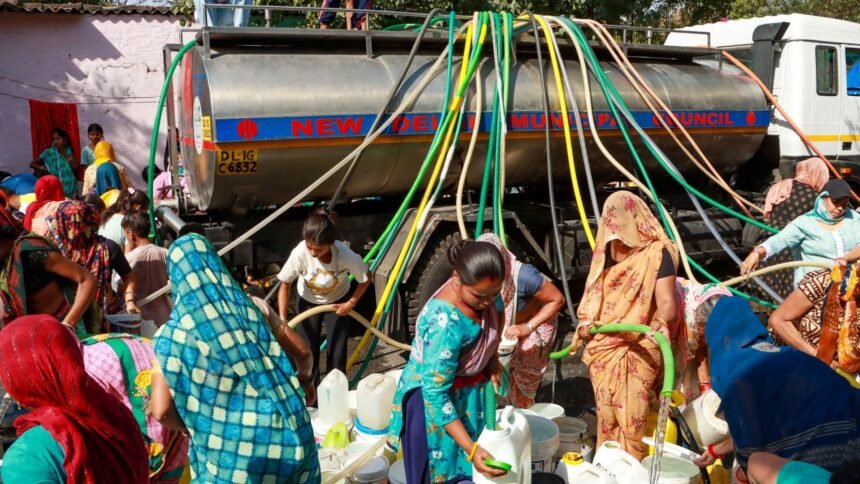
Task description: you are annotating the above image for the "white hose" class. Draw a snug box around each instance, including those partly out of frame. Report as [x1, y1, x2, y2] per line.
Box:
[455, 59, 485, 239]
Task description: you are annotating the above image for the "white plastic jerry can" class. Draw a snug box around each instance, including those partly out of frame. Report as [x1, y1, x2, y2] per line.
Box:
[555, 452, 611, 484]
[592, 441, 648, 484]
[471, 406, 532, 484]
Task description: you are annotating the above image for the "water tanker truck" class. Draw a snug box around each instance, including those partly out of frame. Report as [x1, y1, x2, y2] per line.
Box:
[158, 11, 860, 335]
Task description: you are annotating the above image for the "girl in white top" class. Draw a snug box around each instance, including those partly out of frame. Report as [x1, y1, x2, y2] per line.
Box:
[277, 212, 370, 384]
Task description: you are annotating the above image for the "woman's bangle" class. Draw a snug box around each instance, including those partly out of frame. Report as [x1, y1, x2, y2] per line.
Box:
[651, 317, 669, 328]
[466, 442, 479, 462]
[707, 444, 722, 460]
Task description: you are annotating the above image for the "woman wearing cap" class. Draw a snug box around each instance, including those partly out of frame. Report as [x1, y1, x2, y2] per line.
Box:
[741, 179, 860, 287]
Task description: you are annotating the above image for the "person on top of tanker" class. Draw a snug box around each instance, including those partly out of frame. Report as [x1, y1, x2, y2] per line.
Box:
[277, 210, 371, 386]
[741, 179, 860, 288]
[320, 0, 372, 30]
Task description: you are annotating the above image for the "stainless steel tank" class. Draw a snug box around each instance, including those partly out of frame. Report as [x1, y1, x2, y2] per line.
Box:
[179, 30, 768, 210]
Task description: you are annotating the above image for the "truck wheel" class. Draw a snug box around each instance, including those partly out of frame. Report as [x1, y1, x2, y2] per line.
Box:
[404, 231, 461, 336]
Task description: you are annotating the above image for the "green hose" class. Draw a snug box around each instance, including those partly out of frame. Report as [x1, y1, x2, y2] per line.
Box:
[589, 324, 675, 396]
[146, 39, 197, 240]
[485, 380, 496, 431]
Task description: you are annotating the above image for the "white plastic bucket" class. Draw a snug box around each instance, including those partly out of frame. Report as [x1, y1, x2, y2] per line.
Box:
[498, 336, 518, 366]
[345, 441, 385, 458]
[642, 455, 702, 484]
[553, 417, 592, 462]
[388, 460, 407, 484]
[312, 416, 354, 446]
[525, 414, 560, 473]
[342, 455, 390, 484]
[528, 403, 566, 421]
[353, 418, 389, 443]
[681, 390, 729, 447]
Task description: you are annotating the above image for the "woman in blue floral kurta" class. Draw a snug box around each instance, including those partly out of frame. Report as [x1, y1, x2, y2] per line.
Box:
[387, 240, 508, 483]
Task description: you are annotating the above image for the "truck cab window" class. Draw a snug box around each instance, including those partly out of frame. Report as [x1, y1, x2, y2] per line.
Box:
[816, 45, 838, 96]
[725, 47, 753, 69]
[847, 48, 860, 96]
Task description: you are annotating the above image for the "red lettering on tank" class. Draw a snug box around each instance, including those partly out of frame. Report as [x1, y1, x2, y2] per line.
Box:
[658, 113, 676, 128]
[292, 119, 313, 137]
[694, 113, 707, 126]
[579, 112, 590, 129]
[432, 114, 440, 131]
[391, 116, 409, 133]
[531, 114, 547, 129]
[596, 113, 611, 128]
[551, 113, 565, 129]
[317, 118, 335, 136]
[745, 111, 756, 126]
[509, 114, 529, 130]
[412, 115, 429, 133]
[724, 113, 735, 126]
[336, 117, 363, 135]
[707, 113, 718, 125]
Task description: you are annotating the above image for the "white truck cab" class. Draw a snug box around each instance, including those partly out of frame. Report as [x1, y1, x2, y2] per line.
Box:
[667, 14, 860, 185]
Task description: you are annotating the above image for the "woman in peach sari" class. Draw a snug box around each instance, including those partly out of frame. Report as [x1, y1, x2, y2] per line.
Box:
[576, 191, 679, 459]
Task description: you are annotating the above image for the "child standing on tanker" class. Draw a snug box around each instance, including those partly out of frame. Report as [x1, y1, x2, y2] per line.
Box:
[277, 212, 371, 385]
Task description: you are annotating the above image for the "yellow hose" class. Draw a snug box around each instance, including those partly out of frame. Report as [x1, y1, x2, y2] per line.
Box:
[287, 305, 412, 352]
[346, 20, 488, 370]
[529, 14, 596, 249]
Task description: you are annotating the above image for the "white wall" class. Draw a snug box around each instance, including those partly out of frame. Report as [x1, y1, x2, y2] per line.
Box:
[0, 12, 184, 185]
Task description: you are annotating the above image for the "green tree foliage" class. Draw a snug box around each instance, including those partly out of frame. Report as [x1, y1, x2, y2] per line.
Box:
[729, 0, 860, 23]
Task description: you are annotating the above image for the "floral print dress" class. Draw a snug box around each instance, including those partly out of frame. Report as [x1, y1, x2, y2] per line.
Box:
[387, 298, 491, 482]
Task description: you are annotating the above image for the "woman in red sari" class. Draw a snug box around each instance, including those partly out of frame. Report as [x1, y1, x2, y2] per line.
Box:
[0, 315, 149, 483]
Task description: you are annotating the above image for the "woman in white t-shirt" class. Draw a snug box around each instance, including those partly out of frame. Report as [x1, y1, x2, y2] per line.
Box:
[277, 212, 371, 384]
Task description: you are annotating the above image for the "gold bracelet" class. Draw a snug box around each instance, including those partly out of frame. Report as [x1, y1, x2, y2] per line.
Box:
[466, 442, 479, 462]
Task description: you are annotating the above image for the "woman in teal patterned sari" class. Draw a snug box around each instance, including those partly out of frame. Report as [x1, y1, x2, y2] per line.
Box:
[387, 240, 508, 483]
[30, 128, 80, 198]
[150, 233, 319, 483]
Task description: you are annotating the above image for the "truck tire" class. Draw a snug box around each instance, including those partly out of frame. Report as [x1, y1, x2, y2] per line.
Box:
[404, 231, 462, 336]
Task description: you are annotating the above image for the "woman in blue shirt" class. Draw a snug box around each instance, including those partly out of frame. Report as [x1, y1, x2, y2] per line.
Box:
[741, 179, 860, 287]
